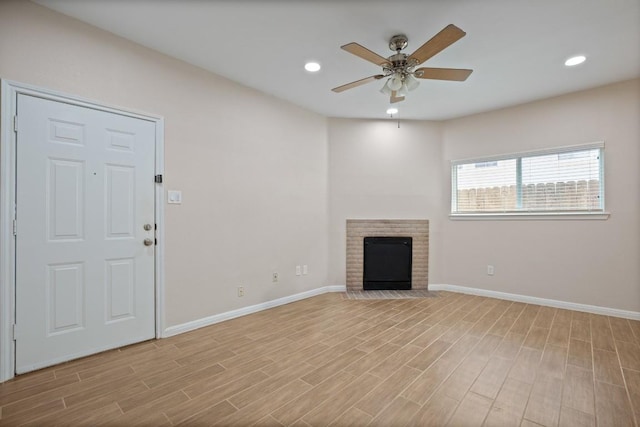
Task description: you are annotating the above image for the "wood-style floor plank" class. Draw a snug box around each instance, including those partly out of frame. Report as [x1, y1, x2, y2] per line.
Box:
[0, 291, 638, 427]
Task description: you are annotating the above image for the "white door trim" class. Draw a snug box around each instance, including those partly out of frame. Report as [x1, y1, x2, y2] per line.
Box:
[0, 79, 165, 382]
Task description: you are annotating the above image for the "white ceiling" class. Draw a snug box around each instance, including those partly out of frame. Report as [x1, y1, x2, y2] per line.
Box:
[35, 0, 640, 120]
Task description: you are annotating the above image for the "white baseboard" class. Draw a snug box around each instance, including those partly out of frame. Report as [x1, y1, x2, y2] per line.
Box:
[163, 283, 638, 339]
[429, 284, 640, 321]
[162, 285, 346, 338]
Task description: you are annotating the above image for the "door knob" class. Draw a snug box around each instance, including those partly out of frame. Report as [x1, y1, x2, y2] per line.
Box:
[143, 224, 153, 231]
[143, 238, 154, 246]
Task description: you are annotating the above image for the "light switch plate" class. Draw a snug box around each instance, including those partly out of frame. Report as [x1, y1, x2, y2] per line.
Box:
[167, 190, 182, 204]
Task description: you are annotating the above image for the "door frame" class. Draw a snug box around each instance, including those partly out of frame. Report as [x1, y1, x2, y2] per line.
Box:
[0, 80, 165, 382]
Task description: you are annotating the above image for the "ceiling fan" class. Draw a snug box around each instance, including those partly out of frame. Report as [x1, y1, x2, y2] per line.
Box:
[332, 24, 473, 104]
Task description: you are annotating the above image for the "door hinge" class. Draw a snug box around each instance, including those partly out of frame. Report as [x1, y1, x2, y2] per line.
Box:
[12, 219, 17, 236]
[12, 324, 17, 341]
[154, 174, 163, 183]
[13, 115, 18, 133]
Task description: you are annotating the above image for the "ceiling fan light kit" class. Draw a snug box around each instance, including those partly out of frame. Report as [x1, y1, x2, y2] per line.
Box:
[332, 24, 473, 104]
[387, 73, 404, 91]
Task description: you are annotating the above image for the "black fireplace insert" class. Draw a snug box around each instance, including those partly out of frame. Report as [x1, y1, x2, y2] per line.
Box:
[363, 236, 412, 290]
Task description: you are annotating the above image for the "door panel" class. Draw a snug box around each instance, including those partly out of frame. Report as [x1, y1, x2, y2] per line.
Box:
[48, 159, 85, 240]
[15, 94, 156, 374]
[106, 165, 135, 238]
[105, 258, 135, 322]
[47, 262, 84, 334]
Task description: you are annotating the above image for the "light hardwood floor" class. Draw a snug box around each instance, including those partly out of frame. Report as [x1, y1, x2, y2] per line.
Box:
[1, 291, 639, 426]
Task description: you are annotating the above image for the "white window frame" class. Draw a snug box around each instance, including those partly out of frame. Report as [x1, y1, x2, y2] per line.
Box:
[450, 142, 609, 220]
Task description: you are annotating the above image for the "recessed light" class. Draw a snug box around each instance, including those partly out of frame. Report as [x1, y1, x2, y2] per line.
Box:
[386, 108, 398, 115]
[304, 62, 321, 72]
[565, 55, 586, 66]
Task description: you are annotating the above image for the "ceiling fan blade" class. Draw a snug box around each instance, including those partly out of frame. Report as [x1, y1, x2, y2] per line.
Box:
[415, 67, 473, 81]
[332, 75, 384, 93]
[341, 43, 391, 67]
[408, 24, 466, 65]
[390, 91, 405, 103]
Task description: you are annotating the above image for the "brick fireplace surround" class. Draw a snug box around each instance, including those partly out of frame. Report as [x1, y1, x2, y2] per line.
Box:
[346, 219, 429, 291]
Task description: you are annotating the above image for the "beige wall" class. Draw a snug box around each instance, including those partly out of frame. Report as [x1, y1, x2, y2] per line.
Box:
[0, 1, 330, 328]
[327, 119, 445, 286]
[326, 81, 639, 313]
[441, 79, 640, 312]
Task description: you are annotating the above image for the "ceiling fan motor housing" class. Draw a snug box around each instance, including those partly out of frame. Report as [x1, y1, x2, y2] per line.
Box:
[385, 35, 419, 77]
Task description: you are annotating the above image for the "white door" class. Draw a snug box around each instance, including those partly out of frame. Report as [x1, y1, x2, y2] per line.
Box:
[15, 94, 156, 374]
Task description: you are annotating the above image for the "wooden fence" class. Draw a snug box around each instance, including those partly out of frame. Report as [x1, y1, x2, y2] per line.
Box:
[456, 179, 601, 212]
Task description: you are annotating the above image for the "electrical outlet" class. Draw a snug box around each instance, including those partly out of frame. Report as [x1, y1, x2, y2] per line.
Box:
[272, 272, 279, 282]
[295, 266, 301, 276]
[302, 265, 308, 275]
[487, 265, 495, 276]
[237, 286, 244, 297]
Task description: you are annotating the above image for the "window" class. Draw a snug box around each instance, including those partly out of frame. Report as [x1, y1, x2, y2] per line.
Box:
[451, 143, 605, 216]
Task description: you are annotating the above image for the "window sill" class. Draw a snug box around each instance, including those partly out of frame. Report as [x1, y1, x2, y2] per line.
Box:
[449, 212, 610, 221]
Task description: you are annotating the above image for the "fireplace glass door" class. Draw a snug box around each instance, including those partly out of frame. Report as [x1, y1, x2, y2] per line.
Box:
[363, 237, 412, 290]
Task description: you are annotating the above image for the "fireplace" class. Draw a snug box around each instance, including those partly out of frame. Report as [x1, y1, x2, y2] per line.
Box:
[346, 219, 428, 291]
[363, 237, 412, 290]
